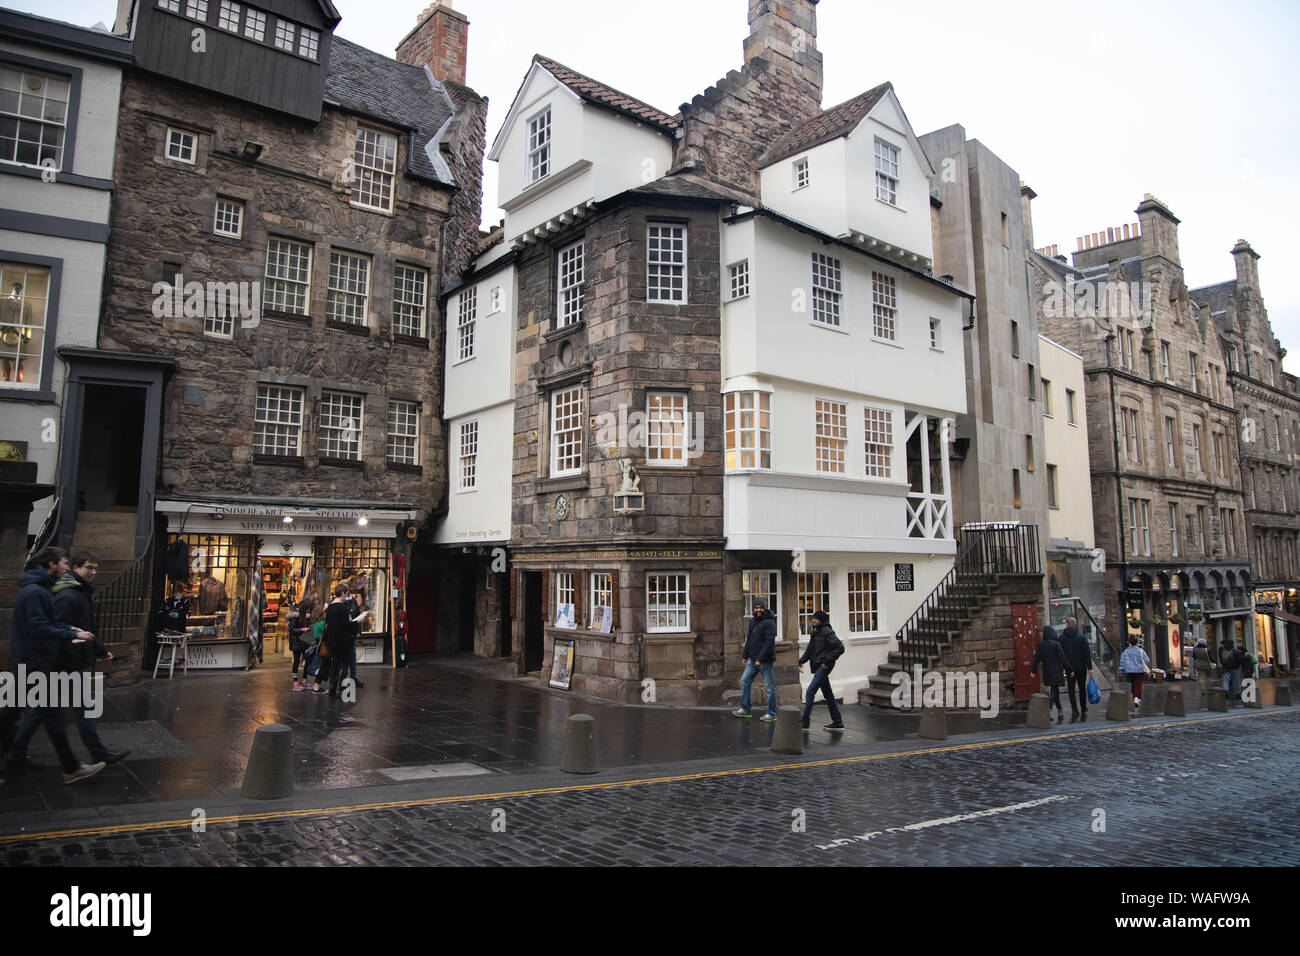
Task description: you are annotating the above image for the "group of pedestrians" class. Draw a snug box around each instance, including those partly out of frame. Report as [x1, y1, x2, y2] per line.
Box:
[2, 547, 128, 786]
[289, 584, 370, 697]
[733, 601, 846, 730]
[1031, 618, 1095, 722]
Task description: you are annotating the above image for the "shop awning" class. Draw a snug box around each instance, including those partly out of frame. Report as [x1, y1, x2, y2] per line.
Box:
[1204, 607, 1253, 619]
[1272, 609, 1300, 626]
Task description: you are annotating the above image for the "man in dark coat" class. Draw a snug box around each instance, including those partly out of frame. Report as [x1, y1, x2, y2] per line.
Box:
[1058, 616, 1093, 722]
[1032, 625, 1070, 723]
[5, 547, 105, 784]
[799, 610, 845, 730]
[734, 600, 778, 720]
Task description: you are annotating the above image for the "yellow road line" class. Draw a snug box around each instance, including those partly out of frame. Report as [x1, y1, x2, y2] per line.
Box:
[2, 709, 1289, 846]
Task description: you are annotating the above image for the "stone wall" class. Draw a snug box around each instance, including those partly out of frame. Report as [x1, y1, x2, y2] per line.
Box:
[932, 572, 1043, 712]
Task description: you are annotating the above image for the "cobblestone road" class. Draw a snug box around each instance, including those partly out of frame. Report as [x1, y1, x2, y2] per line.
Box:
[7, 711, 1298, 866]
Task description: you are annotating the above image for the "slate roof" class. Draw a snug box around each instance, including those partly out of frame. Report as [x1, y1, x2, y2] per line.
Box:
[1030, 249, 1086, 282]
[533, 55, 679, 135]
[628, 173, 754, 205]
[324, 36, 456, 186]
[1190, 279, 1237, 314]
[758, 82, 892, 167]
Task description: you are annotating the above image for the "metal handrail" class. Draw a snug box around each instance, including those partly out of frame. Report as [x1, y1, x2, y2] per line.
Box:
[894, 524, 1041, 669]
[94, 518, 156, 649]
[1075, 601, 1120, 676]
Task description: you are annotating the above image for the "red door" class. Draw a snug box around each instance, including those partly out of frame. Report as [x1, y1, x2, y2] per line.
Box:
[1013, 603, 1040, 703]
[405, 573, 437, 654]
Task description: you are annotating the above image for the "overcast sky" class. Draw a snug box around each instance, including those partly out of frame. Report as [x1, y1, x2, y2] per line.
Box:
[19, 0, 1300, 370]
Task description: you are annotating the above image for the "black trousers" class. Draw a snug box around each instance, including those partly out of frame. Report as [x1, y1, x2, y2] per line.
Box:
[1046, 684, 1063, 713]
[1066, 670, 1089, 714]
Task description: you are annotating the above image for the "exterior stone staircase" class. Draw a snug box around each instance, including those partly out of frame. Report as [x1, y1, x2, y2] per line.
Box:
[69, 509, 152, 685]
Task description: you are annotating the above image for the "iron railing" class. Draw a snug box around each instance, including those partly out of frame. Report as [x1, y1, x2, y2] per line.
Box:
[1075, 600, 1120, 676]
[94, 528, 156, 649]
[894, 523, 1041, 669]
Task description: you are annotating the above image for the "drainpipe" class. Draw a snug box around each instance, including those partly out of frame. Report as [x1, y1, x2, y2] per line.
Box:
[1106, 334, 1128, 645]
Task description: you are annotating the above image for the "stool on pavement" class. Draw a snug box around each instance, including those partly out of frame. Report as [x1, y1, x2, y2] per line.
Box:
[1026, 693, 1053, 729]
[153, 631, 189, 679]
[1207, 688, 1228, 712]
[1105, 689, 1131, 721]
[1164, 688, 1185, 717]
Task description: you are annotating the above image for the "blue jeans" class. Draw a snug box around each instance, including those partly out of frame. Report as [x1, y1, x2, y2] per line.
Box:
[802, 665, 842, 725]
[739, 661, 777, 716]
[1223, 668, 1241, 700]
[11, 677, 109, 762]
[9, 707, 79, 773]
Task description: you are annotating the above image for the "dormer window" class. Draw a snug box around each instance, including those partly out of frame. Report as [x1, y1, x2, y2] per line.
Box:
[793, 157, 810, 190]
[352, 128, 396, 213]
[874, 139, 900, 206]
[527, 108, 551, 184]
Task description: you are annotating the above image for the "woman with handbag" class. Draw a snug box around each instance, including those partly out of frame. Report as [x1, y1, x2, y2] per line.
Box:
[1119, 634, 1152, 715]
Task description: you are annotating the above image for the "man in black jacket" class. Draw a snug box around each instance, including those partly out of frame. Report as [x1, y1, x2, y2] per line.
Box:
[734, 600, 778, 720]
[1058, 617, 1093, 722]
[5, 547, 105, 784]
[799, 610, 845, 730]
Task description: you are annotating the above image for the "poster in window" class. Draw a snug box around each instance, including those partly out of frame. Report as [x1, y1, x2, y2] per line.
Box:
[595, 605, 613, 634]
[555, 603, 576, 630]
[550, 639, 575, 690]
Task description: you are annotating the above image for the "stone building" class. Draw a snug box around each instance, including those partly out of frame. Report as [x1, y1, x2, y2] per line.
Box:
[1191, 241, 1299, 673]
[443, 0, 974, 705]
[1032, 195, 1252, 674]
[83, 0, 484, 672]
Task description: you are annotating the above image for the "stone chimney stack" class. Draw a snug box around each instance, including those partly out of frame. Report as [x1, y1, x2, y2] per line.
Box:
[1020, 182, 1037, 251]
[1231, 239, 1260, 295]
[397, 0, 469, 86]
[1136, 193, 1181, 267]
[743, 0, 822, 111]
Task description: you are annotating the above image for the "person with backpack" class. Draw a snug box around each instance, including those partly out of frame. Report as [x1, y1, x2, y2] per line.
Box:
[1219, 640, 1242, 706]
[799, 610, 845, 730]
[733, 599, 778, 721]
[1032, 625, 1071, 723]
[1058, 617, 1093, 722]
[1238, 640, 1256, 684]
[1193, 639, 1214, 697]
[1119, 634, 1152, 715]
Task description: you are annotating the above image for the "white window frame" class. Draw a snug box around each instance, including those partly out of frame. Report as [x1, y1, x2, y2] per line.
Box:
[646, 572, 690, 633]
[352, 127, 397, 214]
[863, 405, 893, 479]
[0, 262, 50, 390]
[318, 391, 363, 461]
[814, 398, 848, 474]
[243, 7, 265, 40]
[262, 237, 312, 316]
[646, 223, 687, 303]
[929, 317, 942, 351]
[166, 128, 196, 164]
[741, 570, 781, 630]
[213, 197, 243, 239]
[1191, 422, 1203, 471]
[728, 260, 750, 301]
[557, 240, 585, 328]
[1042, 378, 1052, 416]
[589, 572, 613, 630]
[253, 384, 304, 457]
[646, 392, 688, 466]
[550, 386, 583, 477]
[874, 138, 900, 205]
[489, 285, 503, 315]
[797, 571, 831, 637]
[459, 419, 479, 491]
[456, 286, 477, 362]
[871, 271, 897, 342]
[847, 570, 880, 635]
[527, 107, 551, 185]
[325, 250, 371, 326]
[1047, 464, 1058, 509]
[1066, 389, 1077, 425]
[793, 156, 810, 190]
[811, 252, 842, 328]
[1170, 503, 1179, 557]
[724, 391, 771, 471]
[1160, 341, 1171, 381]
[204, 291, 234, 339]
[555, 572, 576, 628]
[386, 400, 419, 467]
[0, 68, 72, 171]
[391, 264, 427, 339]
[1164, 416, 1177, 468]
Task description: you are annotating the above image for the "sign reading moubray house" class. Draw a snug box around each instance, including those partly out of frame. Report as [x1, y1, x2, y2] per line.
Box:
[155, 500, 415, 537]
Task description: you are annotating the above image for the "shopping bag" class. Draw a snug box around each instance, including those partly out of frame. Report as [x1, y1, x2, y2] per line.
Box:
[1086, 674, 1101, 705]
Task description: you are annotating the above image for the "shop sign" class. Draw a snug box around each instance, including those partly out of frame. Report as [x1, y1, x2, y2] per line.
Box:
[1125, 581, 1145, 610]
[1255, 602, 1278, 614]
[895, 564, 915, 592]
[1187, 602, 1203, 623]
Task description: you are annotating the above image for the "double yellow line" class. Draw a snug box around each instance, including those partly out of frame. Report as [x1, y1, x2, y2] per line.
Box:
[1, 709, 1286, 846]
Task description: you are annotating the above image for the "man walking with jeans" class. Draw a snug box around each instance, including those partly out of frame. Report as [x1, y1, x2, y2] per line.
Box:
[1219, 640, 1242, 706]
[734, 600, 778, 721]
[800, 610, 845, 730]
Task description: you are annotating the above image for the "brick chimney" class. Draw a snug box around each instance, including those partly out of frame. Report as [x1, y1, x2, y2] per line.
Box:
[397, 0, 469, 86]
[743, 0, 822, 111]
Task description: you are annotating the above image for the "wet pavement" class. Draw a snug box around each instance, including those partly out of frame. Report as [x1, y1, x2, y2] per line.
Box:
[0, 655, 1287, 827]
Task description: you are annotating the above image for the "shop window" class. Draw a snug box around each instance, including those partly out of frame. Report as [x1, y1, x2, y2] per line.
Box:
[646, 572, 690, 633]
[166, 533, 256, 640]
[0, 261, 49, 390]
[316, 537, 390, 634]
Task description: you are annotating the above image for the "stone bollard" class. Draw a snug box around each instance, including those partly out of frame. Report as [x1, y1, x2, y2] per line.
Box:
[240, 724, 293, 800]
[1164, 688, 1185, 717]
[770, 707, 803, 755]
[1105, 689, 1131, 722]
[1026, 693, 1052, 729]
[1244, 682, 1263, 709]
[1207, 688, 1228, 712]
[1275, 684, 1293, 707]
[918, 706, 948, 741]
[560, 714, 599, 774]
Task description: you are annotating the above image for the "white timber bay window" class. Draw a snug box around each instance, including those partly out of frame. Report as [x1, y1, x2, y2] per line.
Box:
[352, 128, 397, 213]
[797, 571, 830, 637]
[647, 224, 686, 303]
[646, 392, 687, 466]
[728, 260, 750, 300]
[254, 385, 303, 457]
[793, 156, 809, 190]
[847, 571, 879, 634]
[863, 406, 893, 478]
[527, 107, 550, 184]
[456, 287, 476, 362]
[326, 251, 370, 325]
[557, 240, 584, 327]
[724, 391, 771, 470]
[872, 272, 897, 342]
[646, 573, 690, 633]
[263, 238, 311, 316]
[459, 420, 478, 490]
[810, 252, 842, 328]
[391, 264, 427, 338]
[386, 401, 419, 466]
[814, 399, 848, 474]
[551, 386, 583, 476]
[319, 391, 363, 461]
[874, 138, 899, 205]
[1, 68, 70, 170]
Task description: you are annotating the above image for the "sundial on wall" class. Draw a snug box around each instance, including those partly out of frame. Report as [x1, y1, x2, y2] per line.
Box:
[553, 493, 572, 521]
